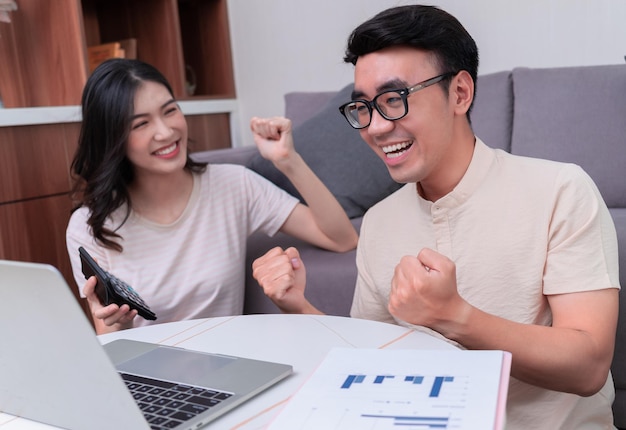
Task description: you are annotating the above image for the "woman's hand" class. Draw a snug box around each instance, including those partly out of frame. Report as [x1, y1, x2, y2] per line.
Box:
[250, 116, 297, 167]
[83, 276, 137, 334]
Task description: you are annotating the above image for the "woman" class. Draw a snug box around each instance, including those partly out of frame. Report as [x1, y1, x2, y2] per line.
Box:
[66, 59, 357, 334]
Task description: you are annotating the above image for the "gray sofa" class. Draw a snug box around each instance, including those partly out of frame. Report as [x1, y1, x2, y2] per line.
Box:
[192, 63, 626, 427]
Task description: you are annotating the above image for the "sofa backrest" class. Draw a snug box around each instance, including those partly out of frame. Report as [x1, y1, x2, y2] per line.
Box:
[472, 70, 514, 152]
[285, 90, 338, 129]
[509, 65, 626, 208]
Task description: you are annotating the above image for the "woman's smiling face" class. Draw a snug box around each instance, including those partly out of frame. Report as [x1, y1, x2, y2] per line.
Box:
[126, 80, 188, 178]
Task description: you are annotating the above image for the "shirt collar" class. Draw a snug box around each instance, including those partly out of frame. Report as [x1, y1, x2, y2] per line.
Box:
[416, 137, 495, 210]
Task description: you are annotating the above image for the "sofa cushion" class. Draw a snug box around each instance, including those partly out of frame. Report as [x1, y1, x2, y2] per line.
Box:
[472, 71, 514, 152]
[509, 64, 626, 208]
[248, 83, 402, 218]
[284, 90, 338, 129]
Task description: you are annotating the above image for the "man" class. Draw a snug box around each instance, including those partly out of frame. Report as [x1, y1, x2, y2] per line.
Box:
[252, 5, 620, 429]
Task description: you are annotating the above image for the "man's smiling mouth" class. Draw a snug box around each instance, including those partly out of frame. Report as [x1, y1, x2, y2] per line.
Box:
[382, 141, 412, 159]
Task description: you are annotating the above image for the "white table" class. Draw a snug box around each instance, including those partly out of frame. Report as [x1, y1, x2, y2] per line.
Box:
[0, 314, 455, 430]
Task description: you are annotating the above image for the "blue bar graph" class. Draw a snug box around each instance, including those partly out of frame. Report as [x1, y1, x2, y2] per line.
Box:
[404, 375, 424, 384]
[374, 375, 395, 384]
[429, 376, 454, 397]
[341, 374, 365, 389]
[361, 414, 449, 428]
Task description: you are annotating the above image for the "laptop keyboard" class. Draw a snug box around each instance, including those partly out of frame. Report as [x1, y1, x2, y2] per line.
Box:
[121, 373, 233, 429]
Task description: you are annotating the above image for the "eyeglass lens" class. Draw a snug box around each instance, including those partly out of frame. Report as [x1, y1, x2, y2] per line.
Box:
[344, 90, 407, 128]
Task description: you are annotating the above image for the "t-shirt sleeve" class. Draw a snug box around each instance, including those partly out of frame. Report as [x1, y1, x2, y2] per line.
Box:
[241, 167, 299, 237]
[543, 164, 620, 294]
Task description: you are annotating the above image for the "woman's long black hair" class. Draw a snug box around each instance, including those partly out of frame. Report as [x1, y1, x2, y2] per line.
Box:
[70, 58, 206, 251]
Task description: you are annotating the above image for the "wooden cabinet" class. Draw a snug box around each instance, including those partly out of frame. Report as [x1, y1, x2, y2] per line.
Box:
[0, 0, 235, 107]
[0, 0, 235, 322]
[0, 1, 86, 107]
[0, 123, 87, 317]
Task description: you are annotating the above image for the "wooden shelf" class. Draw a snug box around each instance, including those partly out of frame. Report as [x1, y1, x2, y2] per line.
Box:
[179, 0, 235, 98]
[0, 1, 87, 107]
[0, 0, 235, 108]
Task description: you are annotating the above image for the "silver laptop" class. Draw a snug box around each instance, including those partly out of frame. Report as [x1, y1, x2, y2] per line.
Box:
[0, 260, 292, 430]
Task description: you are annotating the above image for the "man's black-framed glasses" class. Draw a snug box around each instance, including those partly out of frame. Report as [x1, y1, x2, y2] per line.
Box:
[338, 72, 455, 129]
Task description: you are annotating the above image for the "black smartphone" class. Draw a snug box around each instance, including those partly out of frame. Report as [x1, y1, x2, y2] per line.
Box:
[78, 246, 157, 321]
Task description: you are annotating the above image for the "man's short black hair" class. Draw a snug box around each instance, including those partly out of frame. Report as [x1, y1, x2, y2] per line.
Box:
[344, 5, 479, 95]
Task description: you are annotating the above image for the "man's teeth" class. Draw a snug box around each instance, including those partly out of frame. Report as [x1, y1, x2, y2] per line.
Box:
[382, 141, 411, 158]
[154, 143, 177, 155]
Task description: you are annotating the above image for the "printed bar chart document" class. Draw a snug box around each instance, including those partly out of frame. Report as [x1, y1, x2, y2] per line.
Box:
[268, 348, 512, 430]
